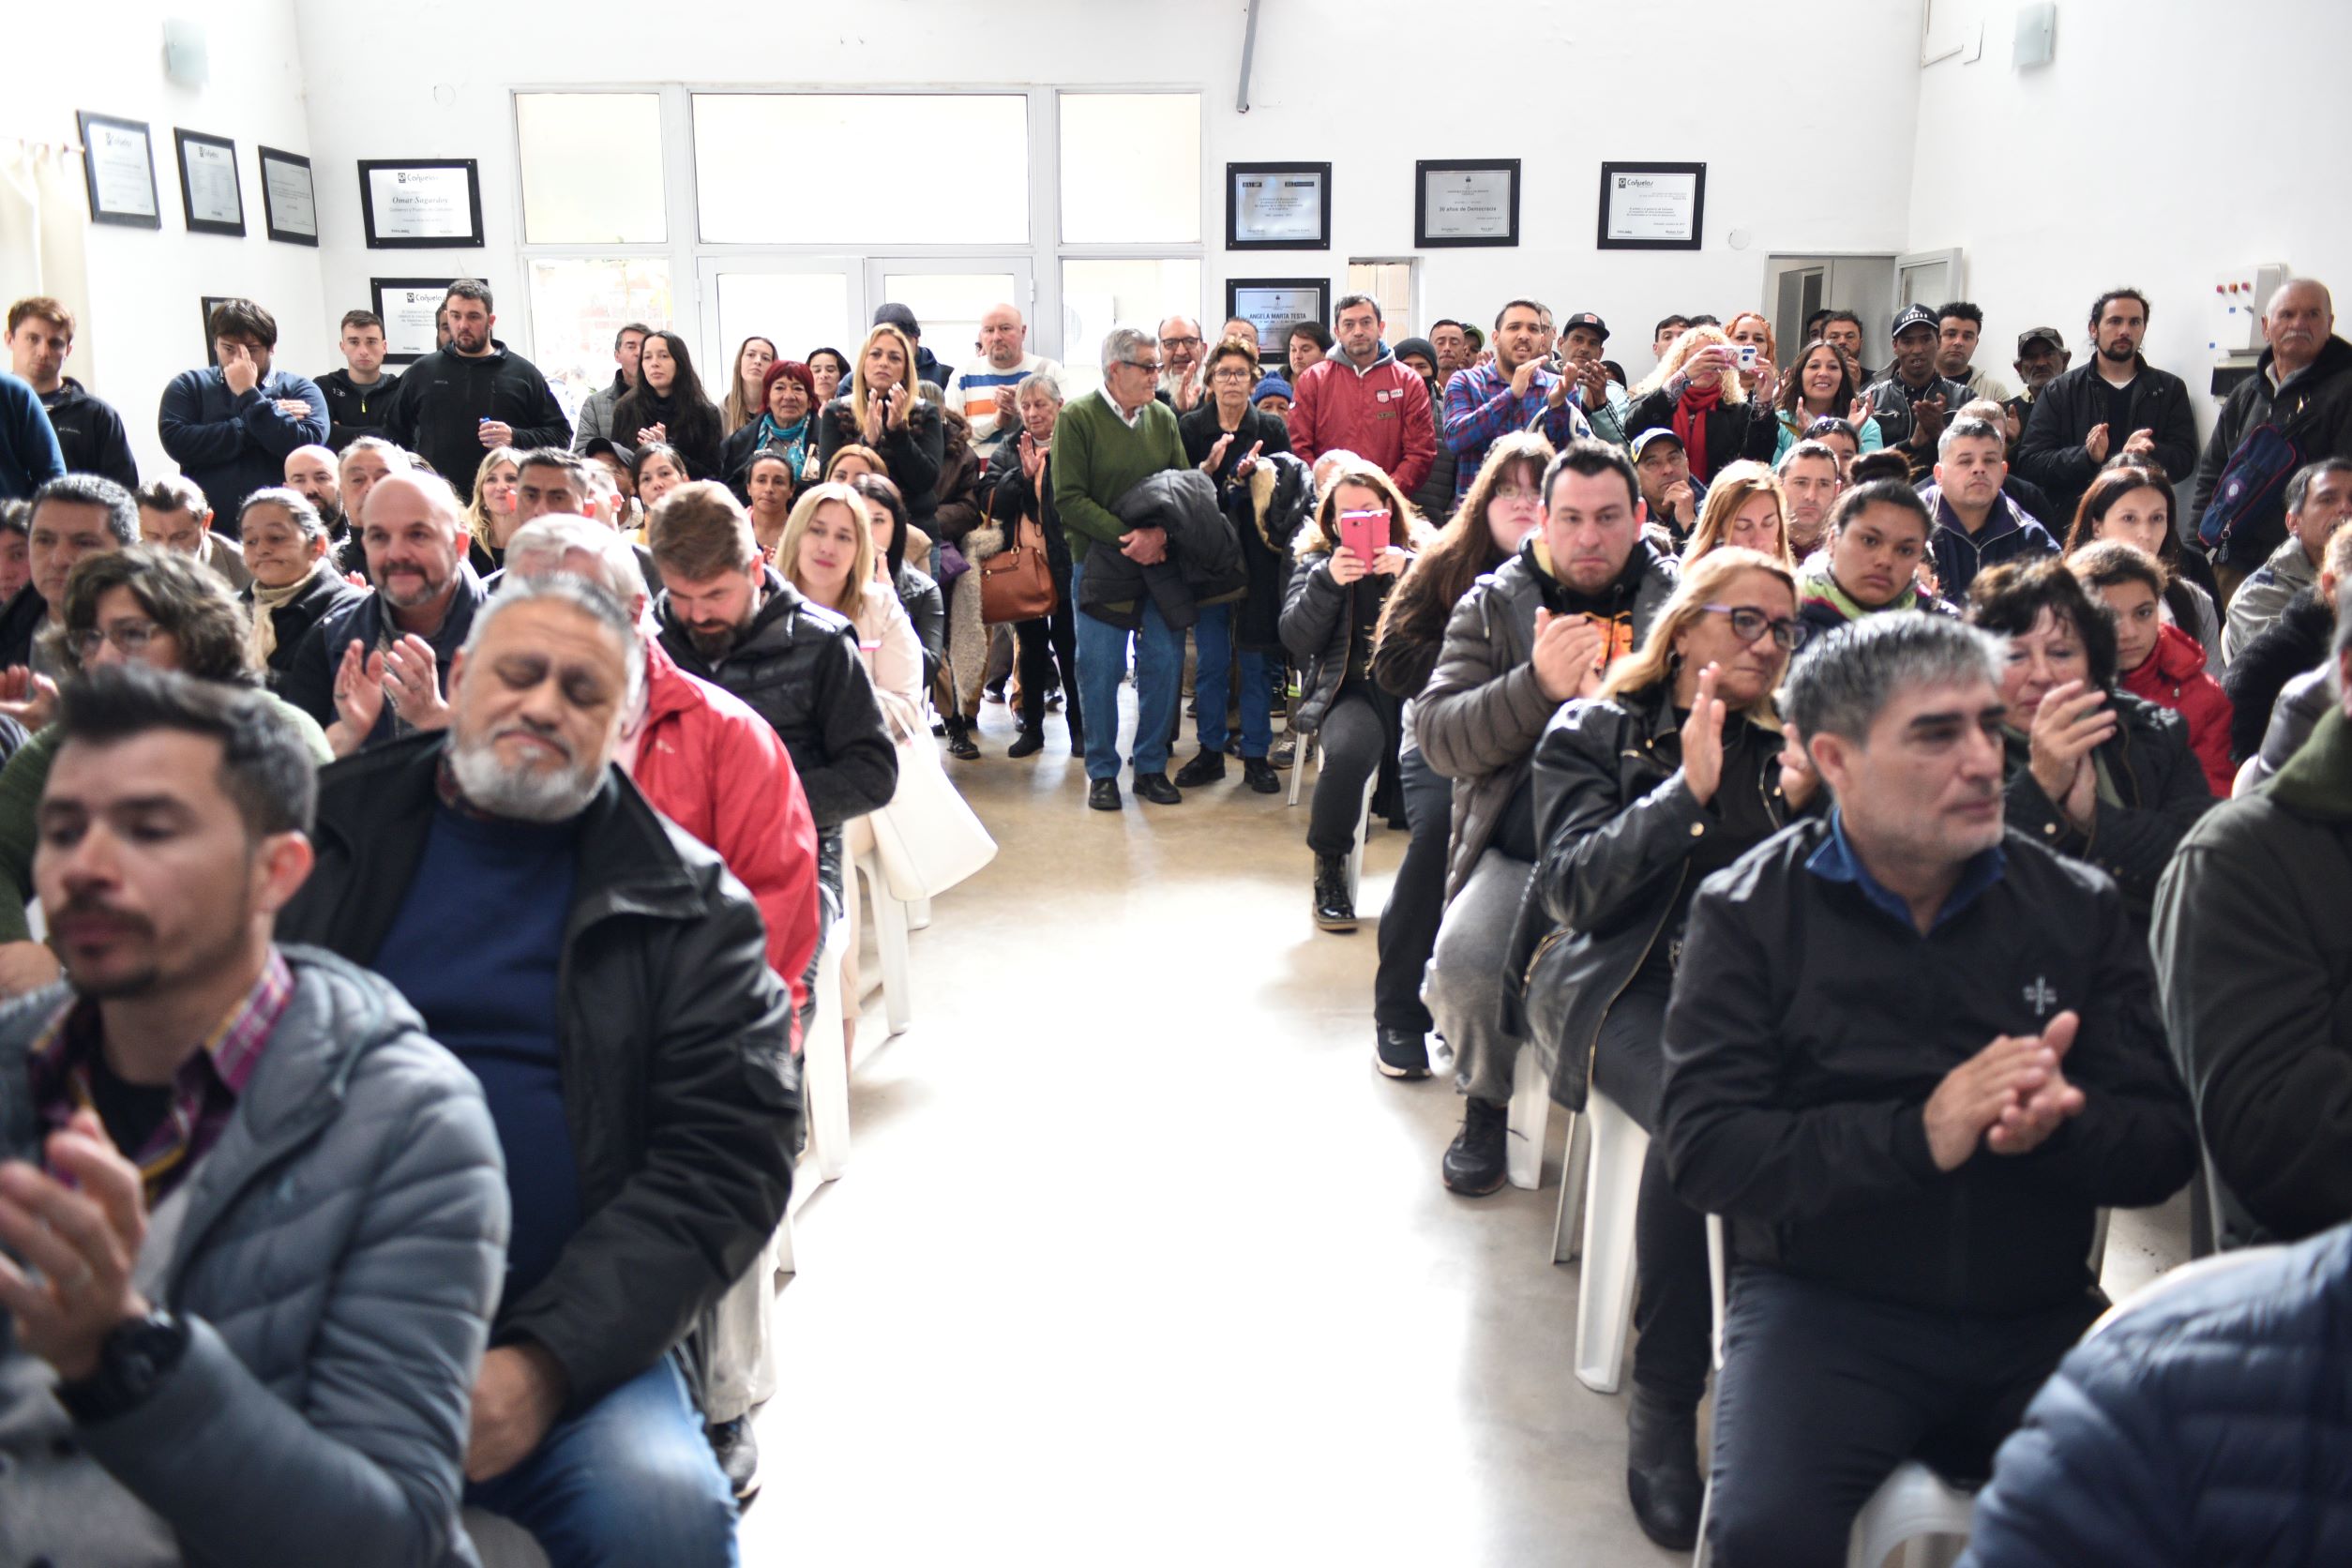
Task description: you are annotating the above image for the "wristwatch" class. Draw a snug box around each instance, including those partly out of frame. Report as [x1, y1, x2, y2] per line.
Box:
[54, 1309, 190, 1425]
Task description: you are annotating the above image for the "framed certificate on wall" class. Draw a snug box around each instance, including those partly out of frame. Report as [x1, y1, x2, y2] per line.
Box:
[358, 158, 485, 249]
[370, 278, 459, 363]
[173, 128, 245, 237]
[76, 111, 161, 229]
[1597, 161, 1706, 251]
[1225, 279, 1331, 347]
[1415, 159, 1519, 249]
[1227, 162, 1332, 251]
[258, 146, 319, 246]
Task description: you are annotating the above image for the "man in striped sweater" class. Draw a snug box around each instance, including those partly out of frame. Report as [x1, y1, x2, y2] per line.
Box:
[946, 305, 1065, 467]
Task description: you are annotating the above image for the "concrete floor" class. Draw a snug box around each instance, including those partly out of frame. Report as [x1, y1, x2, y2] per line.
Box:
[742, 691, 2191, 1568]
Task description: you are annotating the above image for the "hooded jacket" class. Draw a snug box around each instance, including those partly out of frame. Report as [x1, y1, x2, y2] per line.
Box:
[0, 947, 507, 1568]
[2185, 333, 2352, 567]
[2119, 621, 2236, 796]
[37, 377, 137, 488]
[1415, 536, 1680, 899]
[1920, 482, 2060, 603]
[1662, 817, 2196, 1315]
[157, 364, 330, 523]
[276, 735, 797, 1417]
[1077, 467, 1246, 632]
[2153, 704, 2352, 1249]
[1289, 342, 1439, 494]
[381, 344, 570, 503]
[2014, 356, 2199, 526]
[656, 566, 898, 831]
[630, 637, 822, 1004]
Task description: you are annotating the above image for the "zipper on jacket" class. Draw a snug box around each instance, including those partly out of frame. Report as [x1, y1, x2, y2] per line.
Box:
[1581, 864, 1689, 1096]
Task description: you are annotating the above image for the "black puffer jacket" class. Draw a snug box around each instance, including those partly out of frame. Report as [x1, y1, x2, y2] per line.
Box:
[2000, 687, 2214, 925]
[276, 734, 796, 1416]
[814, 396, 944, 528]
[248, 564, 366, 688]
[1078, 467, 1245, 632]
[895, 560, 945, 690]
[656, 566, 897, 830]
[1508, 683, 1795, 1106]
[2185, 334, 2352, 567]
[1282, 541, 1401, 733]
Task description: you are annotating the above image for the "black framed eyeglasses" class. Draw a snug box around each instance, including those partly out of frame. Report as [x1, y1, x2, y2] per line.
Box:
[1701, 603, 1808, 651]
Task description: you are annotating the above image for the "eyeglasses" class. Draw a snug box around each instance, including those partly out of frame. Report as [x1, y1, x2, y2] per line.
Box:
[71, 619, 160, 660]
[1123, 358, 1164, 375]
[1159, 336, 1202, 352]
[1210, 367, 1256, 384]
[1700, 603, 1808, 651]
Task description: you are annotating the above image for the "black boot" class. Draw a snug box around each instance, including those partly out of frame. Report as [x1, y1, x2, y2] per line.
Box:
[1007, 727, 1046, 759]
[1313, 852, 1356, 931]
[1172, 747, 1227, 788]
[1440, 1096, 1508, 1195]
[1625, 1388, 1704, 1551]
[943, 715, 981, 760]
[1242, 757, 1281, 793]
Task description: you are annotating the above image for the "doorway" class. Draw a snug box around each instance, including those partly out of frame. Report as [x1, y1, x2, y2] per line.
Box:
[1763, 253, 1896, 368]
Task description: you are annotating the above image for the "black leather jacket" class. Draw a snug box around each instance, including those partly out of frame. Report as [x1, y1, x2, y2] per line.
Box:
[2000, 687, 2214, 925]
[1508, 683, 1794, 1107]
[277, 734, 797, 1415]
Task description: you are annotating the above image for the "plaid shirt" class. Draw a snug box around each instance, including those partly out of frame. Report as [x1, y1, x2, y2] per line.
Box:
[1440, 362, 1592, 502]
[25, 949, 294, 1206]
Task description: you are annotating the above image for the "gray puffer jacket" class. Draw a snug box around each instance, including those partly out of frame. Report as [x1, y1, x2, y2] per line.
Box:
[1416, 538, 1679, 899]
[0, 947, 509, 1568]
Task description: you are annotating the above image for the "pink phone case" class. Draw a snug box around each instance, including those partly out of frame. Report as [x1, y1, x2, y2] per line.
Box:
[1339, 511, 1385, 567]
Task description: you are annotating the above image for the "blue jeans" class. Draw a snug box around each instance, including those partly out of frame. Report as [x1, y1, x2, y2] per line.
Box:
[1190, 601, 1274, 759]
[466, 1356, 738, 1568]
[1071, 554, 1183, 781]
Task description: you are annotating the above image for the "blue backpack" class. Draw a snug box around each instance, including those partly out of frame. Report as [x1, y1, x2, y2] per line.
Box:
[2198, 421, 2303, 562]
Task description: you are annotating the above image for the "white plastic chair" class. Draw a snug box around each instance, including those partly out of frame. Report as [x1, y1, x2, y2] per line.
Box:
[801, 910, 852, 1184]
[907, 895, 933, 931]
[1550, 1111, 1591, 1264]
[1571, 1087, 1650, 1395]
[852, 848, 913, 1038]
[463, 1509, 552, 1568]
[1504, 1043, 1549, 1191]
[1289, 742, 1377, 911]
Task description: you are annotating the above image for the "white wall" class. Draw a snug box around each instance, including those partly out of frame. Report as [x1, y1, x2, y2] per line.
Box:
[8, 0, 328, 485]
[290, 0, 1923, 379]
[1908, 0, 2352, 433]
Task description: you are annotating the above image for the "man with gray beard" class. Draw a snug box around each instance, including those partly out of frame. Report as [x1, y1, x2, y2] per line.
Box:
[277, 571, 795, 1565]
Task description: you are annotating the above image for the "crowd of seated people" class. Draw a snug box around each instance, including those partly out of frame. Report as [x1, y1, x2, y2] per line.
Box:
[1, 267, 2350, 1565]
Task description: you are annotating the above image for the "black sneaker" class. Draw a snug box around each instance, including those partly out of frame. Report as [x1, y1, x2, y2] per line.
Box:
[1172, 748, 1227, 788]
[1374, 1026, 1430, 1079]
[708, 1417, 760, 1503]
[1243, 757, 1280, 793]
[1088, 777, 1123, 811]
[1008, 728, 1046, 759]
[1133, 771, 1184, 806]
[1441, 1097, 1509, 1195]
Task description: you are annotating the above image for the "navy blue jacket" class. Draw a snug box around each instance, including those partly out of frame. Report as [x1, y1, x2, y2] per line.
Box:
[1921, 483, 2059, 604]
[157, 364, 329, 525]
[277, 567, 490, 747]
[0, 373, 64, 500]
[1960, 1224, 2352, 1567]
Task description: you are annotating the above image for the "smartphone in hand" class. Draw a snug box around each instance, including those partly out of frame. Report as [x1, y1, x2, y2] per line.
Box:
[1338, 507, 1388, 570]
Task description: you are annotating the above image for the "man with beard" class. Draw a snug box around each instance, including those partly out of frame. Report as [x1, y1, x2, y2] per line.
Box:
[1862, 306, 1973, 473]
[277, 574, 793, 1566]
[1441, 299, 1592, 505]
[2015, 288, 2198, 529]
[278, 472, 488, 752]
[648, 481, 896, 912]
[1820, 309, 1871, 386]
[281, 443, 346, 540]
[0, 666, 508, 1564]
[381, 280, 569, 503]
[1429, 319, 1472, 385]
[1156, 314, 1208, 414]
[1775, 438, 1844, 560]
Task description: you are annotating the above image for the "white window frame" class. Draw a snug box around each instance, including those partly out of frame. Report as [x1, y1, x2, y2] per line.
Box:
[510, 84, 1206, 372]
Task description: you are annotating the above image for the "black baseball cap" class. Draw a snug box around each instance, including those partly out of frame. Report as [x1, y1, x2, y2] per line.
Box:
[873, 302, 922, 338]
[1562, 312, 1609, 341]
[1892, 305, 1938, 339]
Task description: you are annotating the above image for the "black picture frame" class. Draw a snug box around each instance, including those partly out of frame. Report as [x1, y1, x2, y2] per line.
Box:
[369, 277, 460, 365]
[199, 296, 236, 367]
[1224, 279, 1331, 346]
[256, 145, 319, 247]
[173, 128, 245, 237]
[357, 158, 486, 249]
[1596, 160, 1707, 252]
[1414, 158, 1520, 249]
[1226, 161, 1332, 252]
[75, 111, 161, 230]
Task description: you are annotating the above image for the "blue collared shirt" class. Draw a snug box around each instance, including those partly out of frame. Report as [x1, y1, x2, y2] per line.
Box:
[1805, 809, 2006, 933]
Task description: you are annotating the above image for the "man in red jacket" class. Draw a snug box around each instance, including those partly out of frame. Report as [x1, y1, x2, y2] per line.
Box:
[1289, 294, 1438, 495]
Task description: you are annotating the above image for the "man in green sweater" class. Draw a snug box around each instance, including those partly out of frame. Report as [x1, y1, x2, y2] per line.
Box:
[1053, 325, 1190, 811]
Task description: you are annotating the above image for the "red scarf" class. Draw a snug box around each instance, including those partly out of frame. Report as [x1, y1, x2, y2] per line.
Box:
[1672, 381, 1724, 482]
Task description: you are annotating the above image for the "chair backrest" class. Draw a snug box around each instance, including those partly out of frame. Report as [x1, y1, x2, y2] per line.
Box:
[2087, 1242, 2286, 1339]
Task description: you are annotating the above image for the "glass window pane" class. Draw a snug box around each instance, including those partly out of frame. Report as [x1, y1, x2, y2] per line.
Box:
[714, 271, 856, 376]
[1347, 262, 1415, 341]
[877, 272, 1022, 386]
[517, 94, 666, 245]
[1060, 94, 1200, 244]
[526, 259, 675, 430]
[695, 96, 1027, 245]
[1061, 259, 1201, 399]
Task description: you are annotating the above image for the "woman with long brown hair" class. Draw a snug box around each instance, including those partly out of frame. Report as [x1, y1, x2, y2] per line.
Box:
[718, 334, 777, 434]
[2062, 461, 2221, 659]
[612, 330, 725, 479]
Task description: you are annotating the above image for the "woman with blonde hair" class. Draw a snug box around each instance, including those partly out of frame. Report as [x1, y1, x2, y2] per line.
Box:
[1280, 457, 1433, 931]
[719, 334, 777, 434]
[1723, 310, 1780, 399]
[1682, 460, 1793, 566]
[1514, 545, 1809, 1550]
[1625, 324, 1777, 484]
[461, 445, 520, 573]
[815, 322, 945, 537]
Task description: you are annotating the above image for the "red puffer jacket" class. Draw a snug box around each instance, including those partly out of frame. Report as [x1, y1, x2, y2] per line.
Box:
[630, 638, 822, 1019]
[2120, 621, 2236, 796]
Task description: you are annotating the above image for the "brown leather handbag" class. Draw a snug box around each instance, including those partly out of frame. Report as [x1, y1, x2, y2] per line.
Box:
[979, 513, 1057, 624]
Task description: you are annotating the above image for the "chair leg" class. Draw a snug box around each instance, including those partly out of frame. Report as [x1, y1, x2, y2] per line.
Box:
[1550, 1110, 1588, 1264]
[803, 913, 852, 1184]
[856, 852, 914, 1037]
[1504, 1043, 1548, 1192]
[1345, 767, 1375, 911]
[1287, 737, 1307, 807]
[907, 895, 932, 931]
[773, 1207, 797, 1276]
[1573, 1090, 1651, 1395]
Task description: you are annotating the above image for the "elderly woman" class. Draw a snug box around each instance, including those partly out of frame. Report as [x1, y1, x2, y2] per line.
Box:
[720, 359, 821, 497]
[1515, 546, 1808, 1551]
[237, 486, 364, 686]
[1625, 324, 1779, 483]
[1968, 556, 2214, 927]
[986, 372, 1083, 758]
